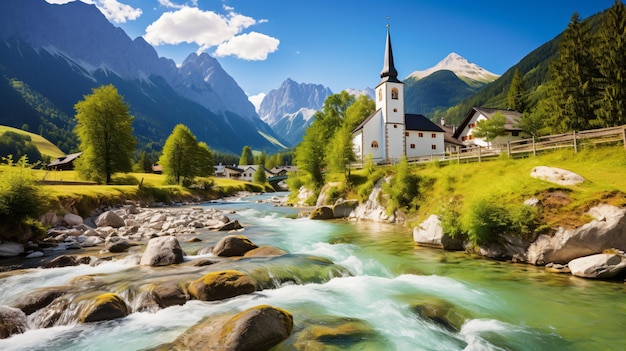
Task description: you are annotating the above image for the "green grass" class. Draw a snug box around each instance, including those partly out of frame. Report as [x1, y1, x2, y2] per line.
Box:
[0, 125, 65, 158]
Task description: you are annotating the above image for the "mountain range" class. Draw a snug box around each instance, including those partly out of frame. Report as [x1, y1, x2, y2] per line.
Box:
[0, 0, 286, 155]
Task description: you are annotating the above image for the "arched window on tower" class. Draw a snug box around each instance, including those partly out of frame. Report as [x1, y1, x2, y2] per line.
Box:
[391, 88, 398, 100]
[371, 140, 379, 149]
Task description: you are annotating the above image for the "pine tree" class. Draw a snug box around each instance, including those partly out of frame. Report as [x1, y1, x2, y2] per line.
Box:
[541, 13, 596, 133]
[239, 146, 253, 166]
[253, 164, 267, 184]
[592, 0, 626, 127]
[507, 69, 528, 113]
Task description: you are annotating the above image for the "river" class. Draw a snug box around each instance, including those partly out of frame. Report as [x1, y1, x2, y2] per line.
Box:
[0, 193, 624, 350]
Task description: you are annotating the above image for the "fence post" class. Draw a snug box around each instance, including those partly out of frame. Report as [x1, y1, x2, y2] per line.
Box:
[573, 130, 578, 153]
[507, 141, 511, 157]
[478, 146, 482, 162]
[532, 136, 536, 157]
[457, 148, 460, 164]
[622, 126, 626, 150]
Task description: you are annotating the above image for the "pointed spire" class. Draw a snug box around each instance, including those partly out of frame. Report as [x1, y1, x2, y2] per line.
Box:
[380, 23, 400, 83]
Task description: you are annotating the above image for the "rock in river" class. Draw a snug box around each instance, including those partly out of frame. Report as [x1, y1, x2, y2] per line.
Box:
[188, 270, 257, 301]
[140, 236, 184, 266]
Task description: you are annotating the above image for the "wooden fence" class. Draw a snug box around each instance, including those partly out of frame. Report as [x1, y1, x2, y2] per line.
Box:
[354, 125, 626, 167]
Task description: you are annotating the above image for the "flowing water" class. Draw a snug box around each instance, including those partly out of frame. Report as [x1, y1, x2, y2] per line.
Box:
[1, 193, 625, 350]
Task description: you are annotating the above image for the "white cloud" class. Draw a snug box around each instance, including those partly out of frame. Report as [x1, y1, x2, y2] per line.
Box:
[145, 6, 279, 61]
[248, 93, 266, 112]
[215, 32, 279, 61]
[45, 0, 142, 23]
[158, 0, 184, 9]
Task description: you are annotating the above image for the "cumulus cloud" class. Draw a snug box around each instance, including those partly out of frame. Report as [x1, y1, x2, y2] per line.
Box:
[144, 6, 279, 61]
[45, 0, 142, 23]
[215, 32, 279, 60]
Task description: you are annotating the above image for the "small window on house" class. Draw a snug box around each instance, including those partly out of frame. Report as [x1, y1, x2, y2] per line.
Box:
[391, 88, 399, 99]
[512, 131, 520, 136]
[431, 145, 437, 150]
[462, 136, 467, 141]
[410, 144, 416, 149]
[394, 124, 398, 128]
[469, 123, 476, 128]
[371, 140, 379, 148]
[405, 132, 409, 136]
[418, 132, 424, 137]
[469, 135, 474, 140]
[431, 133, 436, 138]
[393, 108, 398, 112]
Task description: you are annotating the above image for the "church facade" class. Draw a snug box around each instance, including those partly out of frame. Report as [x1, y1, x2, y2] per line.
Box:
[352, 28, 444, 164]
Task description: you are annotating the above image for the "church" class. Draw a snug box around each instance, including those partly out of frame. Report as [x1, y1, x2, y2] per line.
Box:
[352, 27, 445, 164]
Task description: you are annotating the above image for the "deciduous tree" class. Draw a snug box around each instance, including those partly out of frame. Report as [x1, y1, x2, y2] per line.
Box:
[239, 145, 253, 166]
[159, 124, 213, 185]
[73, 84, 136, 184]
[473, 112, 508, 145]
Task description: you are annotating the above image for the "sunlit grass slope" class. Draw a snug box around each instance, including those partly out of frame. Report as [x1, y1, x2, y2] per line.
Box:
[0, 125, 65, 158]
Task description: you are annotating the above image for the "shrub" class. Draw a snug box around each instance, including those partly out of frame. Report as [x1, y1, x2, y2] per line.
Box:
[382, 157, 421, 214]
[465, 199, 510, 246]
[440, 199, 465, 239]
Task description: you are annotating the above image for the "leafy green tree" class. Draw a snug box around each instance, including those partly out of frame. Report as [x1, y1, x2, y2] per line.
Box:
[326, 125, 356, 179]
[592, 0, 626, 127]
[253, 165, 267, 184]
[0, 131, 43, 164]
[255, 150, 267, 167]
[517, 111, 546, 137]
[239, 145, 253, 166]
[296, 120, 326, 187]
[507, 69, 528, 113]
[539, 13, 595, 133]
[382, 156, 421, 214]
[473, 112, 508, 145]
[159, 124, 211, 185]
[73, 84, 136, 184]
[137, 151, 153, 173]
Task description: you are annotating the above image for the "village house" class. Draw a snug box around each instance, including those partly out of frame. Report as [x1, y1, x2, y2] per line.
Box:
[238, 165, 273, 182]
[46, 152, 82, 170]
[352, 27, 445, 164]
[453, 107, 523, 148]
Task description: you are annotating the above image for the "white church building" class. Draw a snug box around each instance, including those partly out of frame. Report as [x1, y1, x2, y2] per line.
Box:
[352, 27, 444, 164]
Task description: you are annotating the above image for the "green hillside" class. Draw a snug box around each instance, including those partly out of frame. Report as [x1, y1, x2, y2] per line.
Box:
[404, 70, 480, 116]
[0, 125, 65, 159]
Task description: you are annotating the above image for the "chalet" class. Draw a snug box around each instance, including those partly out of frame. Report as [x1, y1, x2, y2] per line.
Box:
[352, 26, 444, 164]
[439, 120, 464, 153]
[224, 165, 244, 179]
[270, 165, 298, 176]
[239, 165, 273, 182]
[46, 152, 82, 170]
[213, 163, 226, 177]
[151, 164, 163, 174]
[453, 107, 523, 148]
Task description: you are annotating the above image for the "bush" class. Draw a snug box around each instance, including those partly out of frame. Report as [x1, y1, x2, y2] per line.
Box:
[440, 199, 465, 239]
[465, 199, 510, 246]
[382, 157, 421, 214]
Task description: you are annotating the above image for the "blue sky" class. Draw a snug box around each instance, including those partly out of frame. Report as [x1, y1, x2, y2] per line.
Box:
[46, 0, 616, 100]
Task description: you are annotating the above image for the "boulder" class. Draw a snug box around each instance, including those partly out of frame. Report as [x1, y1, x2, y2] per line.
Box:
[11, 286, 71, 315]
[217, 220, 244, 231]
[309, 206, 334, 220]
[530, 166, 585, 186]
[63, 213, 84, 227]
[174, 305, 293, 351]
[527, 205, 626, 265]
[349, 177, 398, 223]
[42, 255, 79, 269]
[413, 215, 464, 250]
[140, 236, 184, 266]
[105, 236, 133, 253]
[0, 241, 24, 257]
[0, 306, 28, 339]
[152, 283, 188, 308]
[410, 298, 470, 332]
[79, 293, 130, 323]
[294, 317, 384, 350]
[243, 246, 287, 258]
[95, 211, 126, 228]
[333, 200, 358, 218]
[213, 235, 258, 257]
[188, 270, 256, 301]
[568, 253, 626, 279]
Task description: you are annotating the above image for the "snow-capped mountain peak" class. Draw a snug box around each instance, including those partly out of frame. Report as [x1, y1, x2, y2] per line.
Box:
[406, 52, 499, 84]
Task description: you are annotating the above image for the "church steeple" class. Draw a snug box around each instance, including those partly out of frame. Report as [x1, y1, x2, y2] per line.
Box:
[380, 25, 400, 83]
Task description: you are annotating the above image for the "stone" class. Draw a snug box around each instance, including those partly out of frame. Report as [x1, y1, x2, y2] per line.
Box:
[42, 255, 79, 269]
[217, 220, 244, 231]
[79, 293, 130, 323]
[527, 205, 626, 265]
[309, 206, 334, 220]
[174, 305, 293, 351]
[243, 246, 287, 258]
[25, 251, 44, 259]
[188, 270, 257, 301]
[0, 241, 24, 257]
[0, 306, 28, 339]
[152, 283, 188, 308]
[140, 236, 184, 266]
[410, 298, 470, 332]
[530, 166, 585, 186]
[95, 211, 126, 228]
[63, 213, 84, 227]
[333, 200, 358, 218]
[105, 236, 133, 253]
[413, 215, 464, 250]
[11, 286, 71, 315]
[213, 235, 258, 257]
[568, 254, 626, 279]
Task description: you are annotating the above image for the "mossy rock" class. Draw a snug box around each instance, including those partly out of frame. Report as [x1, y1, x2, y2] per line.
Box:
[213, 235, 258, 257]
[294, 317, 389, 350]
[79, 292, 130, 323]
[188, 270, 257, 301]
[409, 298, 470, 331]
[309, 206, 334, 220]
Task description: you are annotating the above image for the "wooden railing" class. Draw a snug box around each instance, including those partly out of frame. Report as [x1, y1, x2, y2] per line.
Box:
[352, 125, 626, 168]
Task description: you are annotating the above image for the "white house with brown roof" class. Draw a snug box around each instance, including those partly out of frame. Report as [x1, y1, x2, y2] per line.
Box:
[453, 107, 523, 148]
[352, 27, 444, 163]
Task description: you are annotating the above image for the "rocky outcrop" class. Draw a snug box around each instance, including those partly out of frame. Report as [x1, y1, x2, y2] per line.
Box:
[412, 215, 464, 250]
[79, 293, 130, 323]
[213, 235, 258, 257]
[527, 205, 626, 265]
[530, 166, 585, 186]
[316, 182, 341, 207]
[568, 253, 626, 279]
[349, 177, 399, 223]
[167, 305, 293, 351]
[333, 199, 358, 218]
[309, 206, 334, 220]
[0, 306, 28, 339]
[140, 236, 184, 266]
[188, 270, 257, 301]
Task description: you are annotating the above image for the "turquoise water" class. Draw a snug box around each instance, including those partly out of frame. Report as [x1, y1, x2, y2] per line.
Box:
[0, 193, 624, 350]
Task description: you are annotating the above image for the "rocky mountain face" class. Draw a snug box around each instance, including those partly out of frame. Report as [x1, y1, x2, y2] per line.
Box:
[0, 0, 284, 154]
